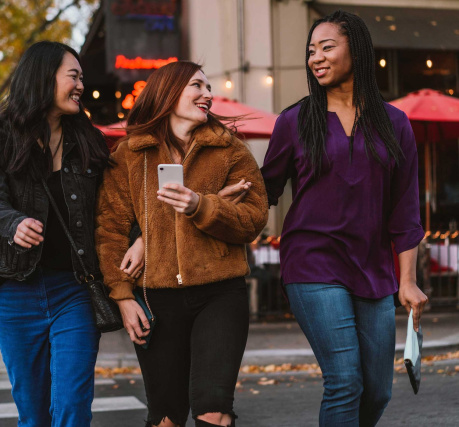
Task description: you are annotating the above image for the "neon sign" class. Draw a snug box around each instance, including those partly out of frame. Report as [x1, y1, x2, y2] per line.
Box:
[115, 55, 178, 70]
[111, 0, 178, 32]
[122, 80, 146, 109]
[124, 14, 175, 31]
[111, 0, 178, 16]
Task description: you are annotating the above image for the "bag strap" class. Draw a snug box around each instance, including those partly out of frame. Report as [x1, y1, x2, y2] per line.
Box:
[143, 152, 154, 318]
[41, 178, 91, 280]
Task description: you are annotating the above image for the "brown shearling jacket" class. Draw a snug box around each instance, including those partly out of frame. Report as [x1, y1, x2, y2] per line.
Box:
[95, 125, 268, 300]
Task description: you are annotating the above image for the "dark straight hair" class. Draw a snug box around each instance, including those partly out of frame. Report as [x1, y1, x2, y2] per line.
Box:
[0, 41, 109, 180]
[296, 10, 402, 176]
[125, 60, 237, 160]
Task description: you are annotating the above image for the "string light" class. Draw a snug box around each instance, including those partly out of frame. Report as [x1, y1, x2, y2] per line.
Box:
[426, 59, 433, 68]
[379, 59, 386, 68]
[117, 112, 125, 119]
[265, 75, 273, 85]
[225, 73, 233, 89]
[115, 91, 122, 99]
[92, 90, 100, 99]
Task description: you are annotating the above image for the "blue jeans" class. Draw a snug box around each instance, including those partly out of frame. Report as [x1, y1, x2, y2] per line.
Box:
[0, 267, 100, 427]
[285, 283, 395, 427]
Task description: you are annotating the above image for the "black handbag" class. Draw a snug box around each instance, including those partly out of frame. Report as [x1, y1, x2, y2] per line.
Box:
[42, 179, 124, 333]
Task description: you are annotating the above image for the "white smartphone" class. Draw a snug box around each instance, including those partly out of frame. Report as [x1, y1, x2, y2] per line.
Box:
[158, 164, 183, 190]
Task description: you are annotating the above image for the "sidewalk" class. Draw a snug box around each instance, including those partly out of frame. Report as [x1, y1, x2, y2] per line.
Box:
[1, 311, 458, 374]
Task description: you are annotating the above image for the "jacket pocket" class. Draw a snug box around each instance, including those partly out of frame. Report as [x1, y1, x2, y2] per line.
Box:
[71, 163, 100, 180]
[209, 237, 229, 257]
[71, 163, 100, 204]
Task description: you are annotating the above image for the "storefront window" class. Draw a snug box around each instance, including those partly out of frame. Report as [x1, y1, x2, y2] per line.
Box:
[374, 49, 390, 94]
[434, 139, 459, 229]
[398, 50, 457, 97]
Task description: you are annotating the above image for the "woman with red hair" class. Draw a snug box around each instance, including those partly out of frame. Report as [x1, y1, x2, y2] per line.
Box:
[95, 61, 268, 427]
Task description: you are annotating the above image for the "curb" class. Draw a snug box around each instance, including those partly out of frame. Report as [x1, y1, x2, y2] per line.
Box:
[2, 338, 459, 374]
[92, 336, 459, 369]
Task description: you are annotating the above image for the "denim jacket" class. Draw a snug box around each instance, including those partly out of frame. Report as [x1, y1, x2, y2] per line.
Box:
[0, 136, 104, 283]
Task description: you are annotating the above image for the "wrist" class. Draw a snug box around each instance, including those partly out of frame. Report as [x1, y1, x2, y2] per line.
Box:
[399, 280, 417, 289]
[186, 194, 200, 216]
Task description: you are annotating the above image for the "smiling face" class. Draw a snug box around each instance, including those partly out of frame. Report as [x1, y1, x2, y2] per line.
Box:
[170, 70, 213, 130]
[48, 51, 84, 120]
[307, 22, 353, 89]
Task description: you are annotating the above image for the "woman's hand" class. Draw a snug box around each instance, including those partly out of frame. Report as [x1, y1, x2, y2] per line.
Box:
[117, 299, 151, 345]
[14, 218, 44, 248]
[157, 184, 199, 214]
[398, 281, 428, 332]
[120, 236, 145, 279]
[398, 247, 428, 332]
[218, 179, 252, 204]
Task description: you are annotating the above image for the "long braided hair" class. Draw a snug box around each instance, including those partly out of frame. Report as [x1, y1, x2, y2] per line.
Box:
[297, 10, 402, 176]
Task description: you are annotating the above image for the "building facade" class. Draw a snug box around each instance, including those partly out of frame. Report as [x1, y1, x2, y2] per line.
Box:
[81, 0, 459, 234]
[185, 0, 459, 235]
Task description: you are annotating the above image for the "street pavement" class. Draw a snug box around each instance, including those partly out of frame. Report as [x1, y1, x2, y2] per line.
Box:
[1, 310, 458, 425]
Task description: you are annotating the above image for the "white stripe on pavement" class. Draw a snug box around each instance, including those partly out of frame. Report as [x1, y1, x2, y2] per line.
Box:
[0, 378, 115, 392]
[0, 396, 146, 418]
[92, 396, 146, 412]
[0, 403, 17, 418]
[0, 380, 12, 391]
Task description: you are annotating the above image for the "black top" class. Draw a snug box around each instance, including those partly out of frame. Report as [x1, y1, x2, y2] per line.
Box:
[40, 170, 73, 271]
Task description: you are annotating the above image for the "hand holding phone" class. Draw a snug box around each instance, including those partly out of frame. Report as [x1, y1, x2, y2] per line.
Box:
[158, 164, 183, 190]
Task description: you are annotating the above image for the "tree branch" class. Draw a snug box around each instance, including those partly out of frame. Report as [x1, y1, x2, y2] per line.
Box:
[0, 0, 82, 95]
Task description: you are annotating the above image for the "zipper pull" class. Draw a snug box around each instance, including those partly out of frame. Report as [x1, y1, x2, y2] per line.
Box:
[176, 274, 183, 285]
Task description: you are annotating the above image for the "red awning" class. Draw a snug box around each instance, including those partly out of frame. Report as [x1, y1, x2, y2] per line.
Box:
[389, 89, 459, 231]
[95, 96, 278, 140]
[390, 89, 459, 142]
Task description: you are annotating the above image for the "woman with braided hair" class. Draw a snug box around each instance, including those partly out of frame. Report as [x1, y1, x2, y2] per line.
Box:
[262, 10, 427, 426]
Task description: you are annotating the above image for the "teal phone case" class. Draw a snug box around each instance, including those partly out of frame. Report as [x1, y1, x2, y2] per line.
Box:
[133, 288, 155, 349]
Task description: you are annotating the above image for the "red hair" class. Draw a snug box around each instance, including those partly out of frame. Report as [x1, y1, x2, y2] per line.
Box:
[124, 61, 236, 159]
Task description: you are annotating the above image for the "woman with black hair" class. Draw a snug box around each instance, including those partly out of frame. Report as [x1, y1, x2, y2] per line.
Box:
[0, 41, 144, 426]
[262, 11, 427, 426]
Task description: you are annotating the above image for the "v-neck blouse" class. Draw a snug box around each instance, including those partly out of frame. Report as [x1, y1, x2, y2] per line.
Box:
[261, 102, 424, 299]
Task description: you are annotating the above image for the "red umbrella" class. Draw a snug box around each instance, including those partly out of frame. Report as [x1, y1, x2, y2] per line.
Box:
[208, 96, 278, 138]
[95, 96, 277, 140]
[390, 89, 459, 142]
[390, 89, 459, 231]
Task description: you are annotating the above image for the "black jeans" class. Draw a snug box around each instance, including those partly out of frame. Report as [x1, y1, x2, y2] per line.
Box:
[135, 277, 249, 426]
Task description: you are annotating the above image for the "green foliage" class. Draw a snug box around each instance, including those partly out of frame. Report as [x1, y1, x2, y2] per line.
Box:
[0, 0, 98, 94]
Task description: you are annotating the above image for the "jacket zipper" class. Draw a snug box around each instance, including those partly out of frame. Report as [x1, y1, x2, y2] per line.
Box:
[172, 143, 197, 286]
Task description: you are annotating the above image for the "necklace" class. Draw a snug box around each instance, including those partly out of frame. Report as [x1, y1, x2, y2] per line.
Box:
[52, 130, 64, 159]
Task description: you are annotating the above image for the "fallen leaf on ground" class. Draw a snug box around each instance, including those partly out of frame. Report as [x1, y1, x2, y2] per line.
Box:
[258, 379, 278, 385]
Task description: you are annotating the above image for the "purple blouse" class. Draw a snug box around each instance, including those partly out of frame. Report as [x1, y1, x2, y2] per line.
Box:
[261, 103, 425, 299]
